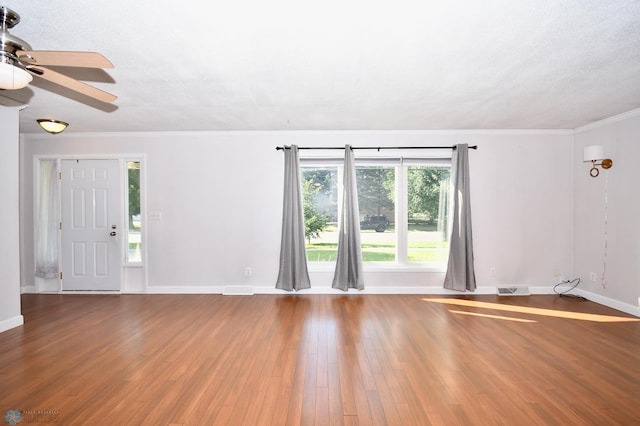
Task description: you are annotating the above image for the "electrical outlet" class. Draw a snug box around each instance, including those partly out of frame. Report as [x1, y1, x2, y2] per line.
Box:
[590, 272, 597, 282]
[245, 267, 252, 277]
[489, 267, 496, 277]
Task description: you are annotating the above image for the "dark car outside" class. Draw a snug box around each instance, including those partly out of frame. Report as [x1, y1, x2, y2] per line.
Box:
[360, 215, 389, 232]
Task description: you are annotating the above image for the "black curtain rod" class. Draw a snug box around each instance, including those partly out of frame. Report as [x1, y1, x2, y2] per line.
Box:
[275, 145, 478, 151]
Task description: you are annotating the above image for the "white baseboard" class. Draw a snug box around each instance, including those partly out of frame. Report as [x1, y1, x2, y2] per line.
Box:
[16, 284, 639, 318]
[145, 286, 226, 294]
[577, 289, 640, 317]
[255, 286, 500, 295]
[21, 287, 124, 295]
[0, 315, 24, 333]
[117, 284, 559, 296]
[223, 286, 255, 295]
[20, 283, 562, 297]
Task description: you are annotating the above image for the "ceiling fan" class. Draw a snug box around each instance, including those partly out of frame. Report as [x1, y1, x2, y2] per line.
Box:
[0, 5, 116, 103]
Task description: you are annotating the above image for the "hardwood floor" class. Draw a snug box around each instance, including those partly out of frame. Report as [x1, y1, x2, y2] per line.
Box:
[1, 294, 639, 425]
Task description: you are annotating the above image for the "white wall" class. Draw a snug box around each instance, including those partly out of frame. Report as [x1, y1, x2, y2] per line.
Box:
[0, 107, 23, 333]
[20, 130, 574, 296]
[573, 110, 640, 314]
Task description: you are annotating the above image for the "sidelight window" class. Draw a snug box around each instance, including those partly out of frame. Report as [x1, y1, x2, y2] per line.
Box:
[126, 160, 141, 263]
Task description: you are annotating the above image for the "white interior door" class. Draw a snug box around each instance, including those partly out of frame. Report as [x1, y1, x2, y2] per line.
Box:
[61, 159, 121, 290]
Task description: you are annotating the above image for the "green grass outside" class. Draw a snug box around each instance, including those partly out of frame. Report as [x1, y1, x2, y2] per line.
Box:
[407, 223, 438, 232]
[306, 241, 448, 262]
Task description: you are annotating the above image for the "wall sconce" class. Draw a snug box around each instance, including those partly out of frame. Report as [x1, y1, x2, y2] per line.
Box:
[583, 145, 612, 177]
[37, 119, 68, 134]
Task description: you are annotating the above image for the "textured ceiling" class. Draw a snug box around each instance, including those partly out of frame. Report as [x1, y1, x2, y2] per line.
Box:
[3, 0, 640, 134]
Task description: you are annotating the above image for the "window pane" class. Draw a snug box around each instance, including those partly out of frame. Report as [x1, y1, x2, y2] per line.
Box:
[356, 166, 396, 262]
[407, 165, 450, 264]
[302, 167, 338, 262]
[127, 161, 141, 263]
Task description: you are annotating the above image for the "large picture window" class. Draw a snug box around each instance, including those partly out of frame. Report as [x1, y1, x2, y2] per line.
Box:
[301, 157, 450, 267]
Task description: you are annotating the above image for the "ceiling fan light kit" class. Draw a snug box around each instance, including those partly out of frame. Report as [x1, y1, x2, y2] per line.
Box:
[0, 60, 32, 89]
[0, 5, 116, 102]
[0, 6, 32, 89]
[37, 119, 68, 134]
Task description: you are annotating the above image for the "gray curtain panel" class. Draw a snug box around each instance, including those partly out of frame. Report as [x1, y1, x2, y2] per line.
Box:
[332, 145, 365, 291]
[276, 145, 311, 291]
[443, 144, 477, 291]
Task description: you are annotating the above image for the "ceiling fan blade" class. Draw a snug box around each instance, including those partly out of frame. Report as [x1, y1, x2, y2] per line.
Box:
[18, 50, 114, 68]
[28, 65, 117, 103]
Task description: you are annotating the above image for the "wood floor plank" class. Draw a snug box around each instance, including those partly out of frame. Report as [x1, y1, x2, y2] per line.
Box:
[0, 294, 638, 425]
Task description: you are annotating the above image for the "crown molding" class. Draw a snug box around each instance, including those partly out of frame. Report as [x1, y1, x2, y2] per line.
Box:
[574, 107, 640, 134]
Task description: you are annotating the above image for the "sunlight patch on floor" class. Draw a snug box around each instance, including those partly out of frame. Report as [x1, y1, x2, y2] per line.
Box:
[423, 298, 640, 323]
[449, 309, 538, 322]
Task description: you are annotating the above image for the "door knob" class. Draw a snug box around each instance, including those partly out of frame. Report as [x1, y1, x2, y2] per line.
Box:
[110, 231, 117, 236]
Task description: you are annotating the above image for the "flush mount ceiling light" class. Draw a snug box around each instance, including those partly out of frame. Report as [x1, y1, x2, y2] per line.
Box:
[37, 119, 69, 134]
[0, 61, 32, 89]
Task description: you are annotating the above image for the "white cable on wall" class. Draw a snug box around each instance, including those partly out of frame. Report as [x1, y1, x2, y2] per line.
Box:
[601, 171, 609, 289]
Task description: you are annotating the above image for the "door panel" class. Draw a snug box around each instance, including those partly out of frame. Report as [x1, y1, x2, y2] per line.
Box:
[61, 159, 121, 290]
